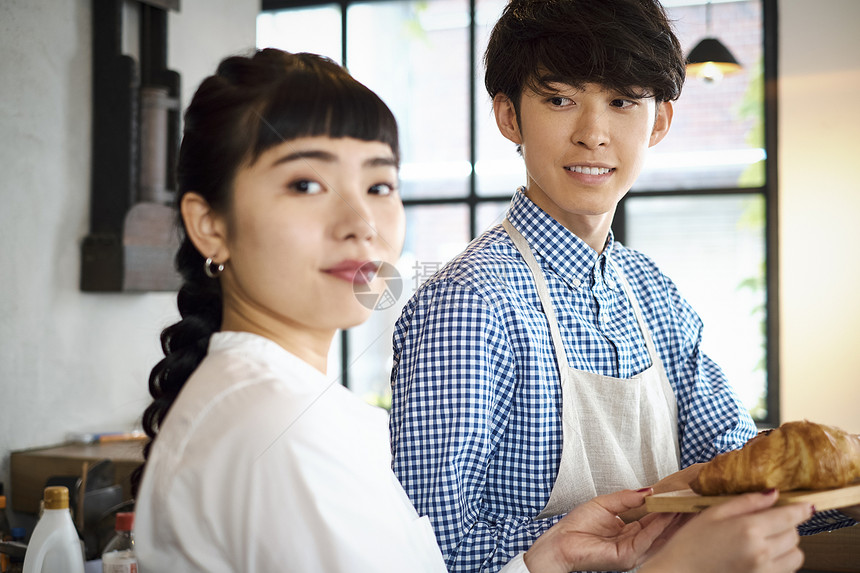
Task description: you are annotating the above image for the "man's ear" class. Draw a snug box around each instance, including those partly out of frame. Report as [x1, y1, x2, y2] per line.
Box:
[493, 93, 523, 146]
[180, 192, 229, 264]
[649, 100, 674, 147]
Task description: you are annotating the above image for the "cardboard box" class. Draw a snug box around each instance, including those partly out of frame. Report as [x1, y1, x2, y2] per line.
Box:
[10, 440, 144, 516]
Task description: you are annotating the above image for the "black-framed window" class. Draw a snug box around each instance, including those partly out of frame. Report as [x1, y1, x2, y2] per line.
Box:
[258, 0, 779, 426]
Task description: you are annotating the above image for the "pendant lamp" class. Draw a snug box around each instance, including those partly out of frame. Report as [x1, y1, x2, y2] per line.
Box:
[686, 1, 742, 83]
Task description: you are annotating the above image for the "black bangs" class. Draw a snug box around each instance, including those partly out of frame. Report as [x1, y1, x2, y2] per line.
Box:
[253, 60, 400, 164]
[485, 0, 685, 107]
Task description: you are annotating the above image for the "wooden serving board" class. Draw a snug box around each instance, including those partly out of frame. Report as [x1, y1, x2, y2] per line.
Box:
[645, 483, 860, 513]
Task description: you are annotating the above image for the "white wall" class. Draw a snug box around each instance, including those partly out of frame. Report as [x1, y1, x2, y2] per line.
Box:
[779, 0, 860, 433]
[0, 0, 259, 505]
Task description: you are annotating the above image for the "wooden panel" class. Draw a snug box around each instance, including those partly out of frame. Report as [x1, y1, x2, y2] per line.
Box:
[799, 525, 860, 573]
[10, 441, 144, 514]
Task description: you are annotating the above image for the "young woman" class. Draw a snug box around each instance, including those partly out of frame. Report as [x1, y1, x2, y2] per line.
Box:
[132, 48, 812, 573]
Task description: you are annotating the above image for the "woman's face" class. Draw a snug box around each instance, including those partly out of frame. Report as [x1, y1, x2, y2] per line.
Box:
[215, 136, 405, 359]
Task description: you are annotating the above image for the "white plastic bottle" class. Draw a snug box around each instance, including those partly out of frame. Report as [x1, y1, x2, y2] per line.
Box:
[22, 486, 84, 573]
[101, 513, 136, 573]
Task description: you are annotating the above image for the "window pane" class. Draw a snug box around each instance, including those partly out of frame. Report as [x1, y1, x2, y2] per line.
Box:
[347, 1, 471, 200]
[256, 5, 342, 64]
[476, 200, 512, 235]
[347, 204, 470, 405]
[475, 0, 526, 197]
[257, 0, 771, 417]
[638, 0, 765, 191]
[624, 194, 767, 420]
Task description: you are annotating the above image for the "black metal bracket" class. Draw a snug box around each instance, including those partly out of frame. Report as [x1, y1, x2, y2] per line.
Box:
[81, 0, 182, 292]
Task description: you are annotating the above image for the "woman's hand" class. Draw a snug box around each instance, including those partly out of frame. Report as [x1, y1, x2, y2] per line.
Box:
[638, 489, 814, 573]
[524, 489, 679, 573]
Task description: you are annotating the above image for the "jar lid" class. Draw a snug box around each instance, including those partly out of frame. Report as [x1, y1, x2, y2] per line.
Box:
[115, 512, 135, 531]
[43, 486, 69, 510]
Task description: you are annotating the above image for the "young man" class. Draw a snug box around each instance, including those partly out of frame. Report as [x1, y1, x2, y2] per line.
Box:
[388, 1, 856, 572]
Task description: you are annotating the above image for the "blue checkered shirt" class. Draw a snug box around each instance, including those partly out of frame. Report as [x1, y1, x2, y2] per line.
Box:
[389, 190, 854, 573]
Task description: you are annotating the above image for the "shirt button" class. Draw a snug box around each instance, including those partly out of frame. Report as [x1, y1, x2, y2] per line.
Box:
[607, 279, 616, 289]
[572, 278, 582, 288]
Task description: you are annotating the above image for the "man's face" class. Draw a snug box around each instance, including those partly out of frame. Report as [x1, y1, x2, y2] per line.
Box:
[496, 81, 672, 235]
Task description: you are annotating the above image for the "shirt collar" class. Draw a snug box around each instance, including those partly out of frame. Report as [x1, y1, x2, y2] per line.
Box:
[209, 330, 329, 385]
[506, 188, 617, 288]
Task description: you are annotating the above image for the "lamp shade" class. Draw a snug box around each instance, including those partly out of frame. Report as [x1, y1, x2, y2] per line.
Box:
[686, 37, 742, 81]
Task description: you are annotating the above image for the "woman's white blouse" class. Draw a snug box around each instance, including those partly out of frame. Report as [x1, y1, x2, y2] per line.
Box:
[134, 331, 456, 572]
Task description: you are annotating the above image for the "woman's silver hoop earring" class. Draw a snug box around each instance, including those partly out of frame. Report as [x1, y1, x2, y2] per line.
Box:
[204, 257, 224, 279]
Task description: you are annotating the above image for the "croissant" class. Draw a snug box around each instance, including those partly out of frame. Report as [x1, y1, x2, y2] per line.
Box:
[690, 420, 860, 495]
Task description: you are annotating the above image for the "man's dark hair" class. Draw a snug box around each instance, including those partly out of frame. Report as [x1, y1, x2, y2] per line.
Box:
[484, 0, 686, 113]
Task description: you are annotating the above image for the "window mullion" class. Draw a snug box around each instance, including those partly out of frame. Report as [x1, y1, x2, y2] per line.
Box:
[468, 0, 478, 239]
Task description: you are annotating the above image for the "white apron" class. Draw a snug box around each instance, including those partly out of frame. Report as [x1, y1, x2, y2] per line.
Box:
[503, 219, 680, 519]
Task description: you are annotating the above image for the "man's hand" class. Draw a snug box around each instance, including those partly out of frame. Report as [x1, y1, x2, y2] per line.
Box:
[524, 489, 679, 573]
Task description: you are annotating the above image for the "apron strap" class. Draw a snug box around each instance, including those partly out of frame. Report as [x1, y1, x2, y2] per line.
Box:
[502, 219, 571, 373]
[503, 219, 662, 371]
